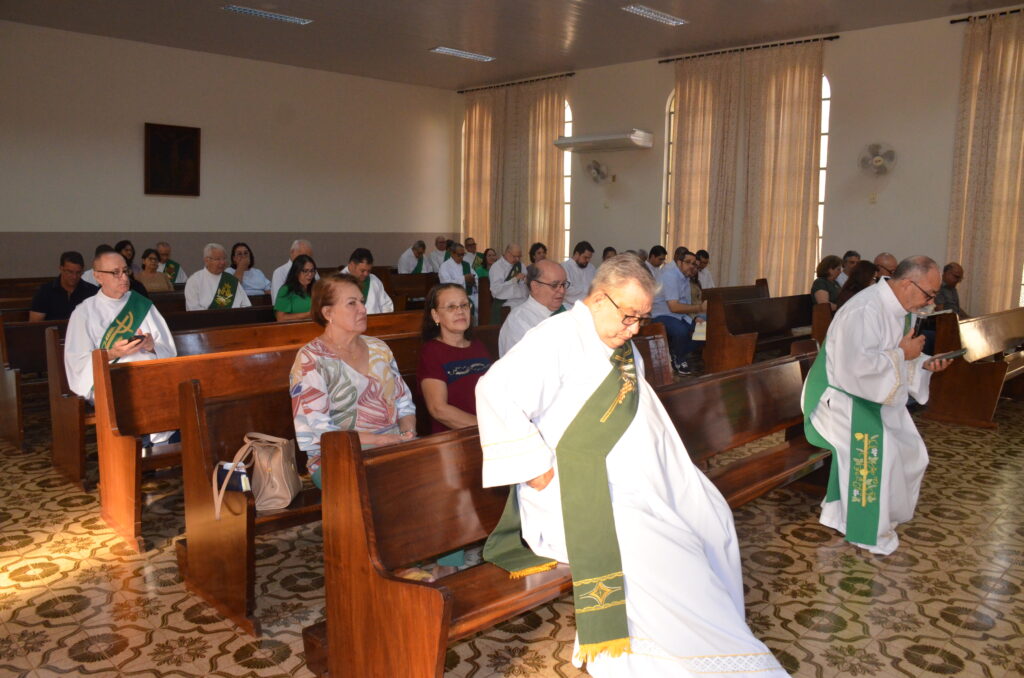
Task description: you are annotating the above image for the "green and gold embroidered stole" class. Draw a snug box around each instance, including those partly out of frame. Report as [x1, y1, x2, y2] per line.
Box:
[484, 342, 638, 661]
[461, 260, 476, 295]
[504, 261, 521, 281]
[472, 252, 484, 270]
[803, 313, 911, 546]
[100, 292, 154, 362]
[163, 259, 180, 281]
[209, 272, 239, 309]
[360, 277, 372, 302]
[412, 256, 423, 274]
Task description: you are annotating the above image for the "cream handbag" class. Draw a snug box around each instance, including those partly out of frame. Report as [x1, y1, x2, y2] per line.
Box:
[213, 432, 303, 519]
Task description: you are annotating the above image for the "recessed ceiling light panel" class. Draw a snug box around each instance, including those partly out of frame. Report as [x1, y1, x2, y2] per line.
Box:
[621, 4, 688, 26]
[222, 5, 313, 25]
[430, 46, 496, 62]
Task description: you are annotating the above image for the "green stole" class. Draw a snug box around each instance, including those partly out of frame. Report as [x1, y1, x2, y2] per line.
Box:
[162, 259, 180, 281]
[100, 292, 153, 362]
[484, 342, 638, 661]
[552, 305, 567, 316]
[461, 260, 476, 295]
[360, 277, 372, 301]
[803, 313, 910, 546]
[472, 252, 484, 270]
[504, 261, 522, 281]
[444, 250, 451, 262]
[209, 272, 239, 309]
[490, 261, 523, 324]
[412, 256, 423, 274]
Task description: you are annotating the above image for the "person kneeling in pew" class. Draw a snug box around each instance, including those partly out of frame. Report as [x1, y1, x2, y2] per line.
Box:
[477, 254, 785, 677]
[289, 272, 416, 489]
[65, 250, 178, 445]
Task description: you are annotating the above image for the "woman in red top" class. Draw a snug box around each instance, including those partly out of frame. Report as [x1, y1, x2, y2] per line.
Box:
[417, 283, 493, 434]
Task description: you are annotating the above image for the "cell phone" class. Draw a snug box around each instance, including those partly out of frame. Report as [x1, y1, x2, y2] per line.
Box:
[925, 348, 966, 364]
[126, 334, 145, 345]
[912, 315, 926, 338]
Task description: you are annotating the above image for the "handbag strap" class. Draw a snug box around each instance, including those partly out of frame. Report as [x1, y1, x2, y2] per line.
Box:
[245, 431, 289, 446]
[211, 441, 255, 520]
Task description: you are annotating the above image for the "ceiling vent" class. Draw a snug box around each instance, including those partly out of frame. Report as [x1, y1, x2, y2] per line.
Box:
[554, 129, 653, 153]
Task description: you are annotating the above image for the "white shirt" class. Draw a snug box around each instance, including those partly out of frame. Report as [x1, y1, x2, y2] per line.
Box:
[488, 257, 529, 307]
[226, 267, 271, 297]
[64, 290, 176, 400]
[499, 295, 558, 357]
[396, 248, 425, 274]
[81, 269, 98, 286]
[698, 267, 716, 289]
[645, 261, 663, 284]
[561, 259, 596, 308]
[425, 248, 447, 274]
[340, 267, 394, 314]
[184, 268, 252, 311]
[156, 261, 188, 283]
[837, 271, 849, 286]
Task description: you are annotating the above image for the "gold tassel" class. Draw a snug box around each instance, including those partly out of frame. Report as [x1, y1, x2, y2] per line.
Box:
[508, 561, 558, 579]
[575, 638, 632, 663]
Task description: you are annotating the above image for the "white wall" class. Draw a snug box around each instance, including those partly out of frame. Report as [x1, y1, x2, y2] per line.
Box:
[564, 14, 977, 284]
[0, 20, 460, 274]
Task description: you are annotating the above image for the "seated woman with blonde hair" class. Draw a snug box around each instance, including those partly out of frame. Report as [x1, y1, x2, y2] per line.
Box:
[289, 272, 416, 489]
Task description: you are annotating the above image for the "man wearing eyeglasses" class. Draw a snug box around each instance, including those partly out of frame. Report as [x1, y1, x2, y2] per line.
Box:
[437, 242, 479, 318]
[497, 259, 568, 356]
[340, 247, 394, 315]
[873, 252, 898, 280]
[652, 247, 708, 375]
[184, 243, 252, 311]
[477, 253, 784, 675]
[29, 251, 98, 321]
[488, 244, 529, 324]
[64, 251, 176, 405]
[804, 255, 953, 556]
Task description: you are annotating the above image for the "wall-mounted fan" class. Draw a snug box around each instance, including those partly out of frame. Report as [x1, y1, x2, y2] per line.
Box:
[586, 160, 609, 183]
[859, 143, 896, 175]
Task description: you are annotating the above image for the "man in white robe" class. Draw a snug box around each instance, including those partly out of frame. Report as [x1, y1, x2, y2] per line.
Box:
[396, 240, 427, 274]
[498, 259, 567, 356]
[65, 252, 176, 402]
[184, 243, 252, 311]
[561, 241, 597, 308]
[155, 241, 188, 283]
[477, 255, 785, 677]
[438, 242, 478, 315]
[696, 249, 716, 289]
[803, 256, 952, 555]
[341, 248, 394, 315]
[271, 239, 317, 302]
[489, 244, 529, 313]
[425, 235, 449, 274]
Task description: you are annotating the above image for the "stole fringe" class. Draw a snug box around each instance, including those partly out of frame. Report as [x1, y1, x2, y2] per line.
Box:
[575, 637, 632, 663]
[508, 561, 558, 579]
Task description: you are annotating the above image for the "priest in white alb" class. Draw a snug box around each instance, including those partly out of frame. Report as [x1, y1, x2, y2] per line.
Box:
[561, 240, 597, 308]
[498, 259, 568, 356]
[438, 242, 478, 317]
[396, 240, 427, 274]
[477, 255, 785, 677]
[487, 243, 528, 324]
[803, 255, 952, 555]
[155, 241, 188, 283]
[341, 247, 394, 314]
[425, 235, 449, 274]
[64, 251, 177, 454]
[184, 243, 252, 311]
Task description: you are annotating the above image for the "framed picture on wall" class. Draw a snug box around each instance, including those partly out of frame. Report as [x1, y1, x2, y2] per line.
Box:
[144, 123, 200, 196]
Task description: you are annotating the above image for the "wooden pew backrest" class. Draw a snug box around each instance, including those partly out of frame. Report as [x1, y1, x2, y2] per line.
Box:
[723, 295, 813, 337]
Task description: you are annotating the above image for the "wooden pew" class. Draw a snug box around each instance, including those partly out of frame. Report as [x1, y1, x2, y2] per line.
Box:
[922, 309, 1024, 428]
[634, 321, 674, 387]
[476, 276, 492, 326]
[811, 302, 833, 345]
[0, 276, 53, 298]
[704, 294, 813, 374]
[0, 317, 66, 448]
[389, 272, 438, 311]
[701, 278, 769, 305]
[658, 352, 828, 506]
[48, 312, 425, 487]
[302, 429, 572, 678]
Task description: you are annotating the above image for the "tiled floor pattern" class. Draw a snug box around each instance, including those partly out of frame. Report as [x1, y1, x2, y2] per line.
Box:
[1, 393, 1022, 677]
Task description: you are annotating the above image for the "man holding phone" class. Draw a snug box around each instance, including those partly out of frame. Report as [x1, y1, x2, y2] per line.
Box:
[65, 251, 176, 405]
[803, 255, 952, 555]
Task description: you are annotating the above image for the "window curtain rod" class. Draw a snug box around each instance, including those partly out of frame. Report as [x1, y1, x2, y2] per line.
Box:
[457, 72, 574, 95]
[658, 35, 838, 64]
[950, 7, 1023, 24]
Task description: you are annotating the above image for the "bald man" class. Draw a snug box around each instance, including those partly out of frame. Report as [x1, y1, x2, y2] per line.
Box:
[498, 260, 569, 356]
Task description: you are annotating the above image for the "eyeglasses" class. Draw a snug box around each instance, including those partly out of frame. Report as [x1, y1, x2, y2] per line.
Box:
[909, 279, 936, 302]
[439, 303, 471, 313]
[95, 268, 131, 278]
[605, 293, 652, 326]
[532, 279, 570, 290]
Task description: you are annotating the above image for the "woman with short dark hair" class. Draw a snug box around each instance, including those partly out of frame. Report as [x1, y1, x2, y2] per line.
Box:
[529, 242, 547, 263]
[811, 255, 843, 309]
[114, 240, 137, 273]
[226, 242, 272, 296]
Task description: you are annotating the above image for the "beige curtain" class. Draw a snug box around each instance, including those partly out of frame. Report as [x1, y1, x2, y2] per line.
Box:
[947, 13, 1024, 314]
[462, 78, 567, 259]
[738, 43, 823, 297]
[667, 53, 740, 285]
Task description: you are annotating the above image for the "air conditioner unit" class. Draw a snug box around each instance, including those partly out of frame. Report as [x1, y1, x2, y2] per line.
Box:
[553, 129, 653, 153]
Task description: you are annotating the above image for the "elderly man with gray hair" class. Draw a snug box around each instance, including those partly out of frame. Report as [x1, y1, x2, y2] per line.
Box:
[498, 259, 569, 356]
[271, 239, 317, 302]
[397, 239, 428, 274]
[804, 255, 953, 555]
[184, 243, 252, 311]
[477, 254, 784, 676]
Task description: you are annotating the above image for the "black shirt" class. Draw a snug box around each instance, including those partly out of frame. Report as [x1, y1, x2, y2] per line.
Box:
[30, 277, 99, 320]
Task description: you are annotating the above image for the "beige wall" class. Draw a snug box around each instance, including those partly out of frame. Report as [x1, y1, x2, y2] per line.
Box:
[0, 20, 460, 275]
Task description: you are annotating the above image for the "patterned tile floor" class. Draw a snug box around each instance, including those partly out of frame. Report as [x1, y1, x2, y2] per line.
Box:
[1, 392, 1022, 677]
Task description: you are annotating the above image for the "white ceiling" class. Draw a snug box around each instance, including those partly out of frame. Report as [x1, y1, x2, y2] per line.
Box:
[0, 0, 1015, 90]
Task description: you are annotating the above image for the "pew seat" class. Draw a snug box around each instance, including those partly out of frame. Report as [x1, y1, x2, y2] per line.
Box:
[704, 294, 813, 373]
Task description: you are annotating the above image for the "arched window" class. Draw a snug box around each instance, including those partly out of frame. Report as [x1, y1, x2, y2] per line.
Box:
[563, 100, 573, 256]
[818, 75, 831, 262]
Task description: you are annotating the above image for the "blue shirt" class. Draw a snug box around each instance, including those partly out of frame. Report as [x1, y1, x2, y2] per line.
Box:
[651, 264, 692, 324]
